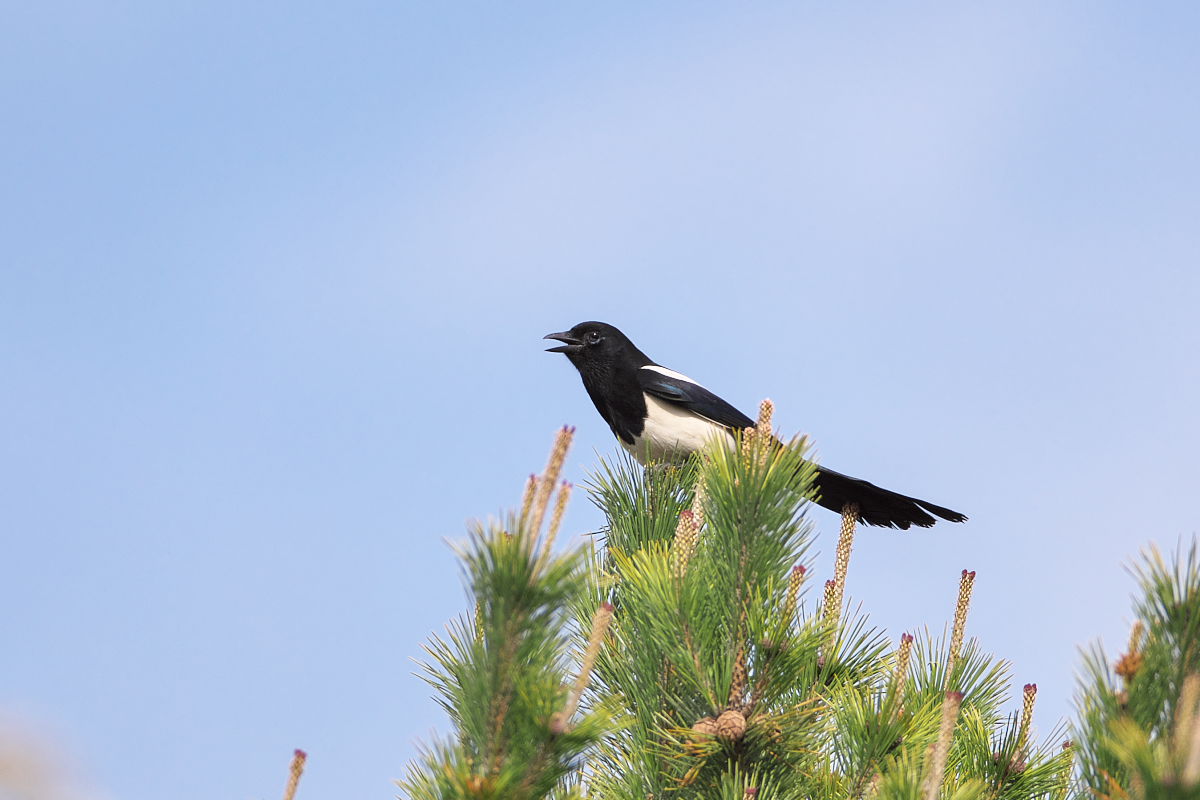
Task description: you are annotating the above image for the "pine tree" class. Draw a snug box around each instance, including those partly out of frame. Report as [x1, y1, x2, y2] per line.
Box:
[1071, 544, 1200, 800]
[402, 407, 1193, 800]
[574, 402, 1069, 800]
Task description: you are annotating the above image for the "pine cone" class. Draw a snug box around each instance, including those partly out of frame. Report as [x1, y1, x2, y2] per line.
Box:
[992, 750, 1027, 775]
[715, 709, 747, 740]
[692, 716, 719, 737]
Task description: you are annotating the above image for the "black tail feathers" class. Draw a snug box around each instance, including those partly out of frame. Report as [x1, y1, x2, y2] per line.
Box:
[812, 466, 966, 530]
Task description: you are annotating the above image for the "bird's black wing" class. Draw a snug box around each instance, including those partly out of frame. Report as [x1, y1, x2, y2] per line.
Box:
[637, 368, 756, 430]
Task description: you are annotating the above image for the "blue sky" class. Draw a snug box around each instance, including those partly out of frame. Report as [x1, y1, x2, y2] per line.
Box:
[2, 2, 1198, 798]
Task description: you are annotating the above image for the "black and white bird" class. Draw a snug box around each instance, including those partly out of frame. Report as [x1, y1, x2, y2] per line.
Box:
[544, 321, 966, 530]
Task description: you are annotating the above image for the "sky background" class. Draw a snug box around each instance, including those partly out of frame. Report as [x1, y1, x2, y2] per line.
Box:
[3, 2, 1199, 798]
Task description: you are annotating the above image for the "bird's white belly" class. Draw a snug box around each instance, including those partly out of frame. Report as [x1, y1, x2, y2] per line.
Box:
[621, 393, 736, 464]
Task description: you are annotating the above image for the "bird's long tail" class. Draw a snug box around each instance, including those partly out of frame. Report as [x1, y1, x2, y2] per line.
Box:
[811, 466, 966, 530]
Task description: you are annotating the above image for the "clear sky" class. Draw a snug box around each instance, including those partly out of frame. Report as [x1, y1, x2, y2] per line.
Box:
[3, 3, 1198, 798]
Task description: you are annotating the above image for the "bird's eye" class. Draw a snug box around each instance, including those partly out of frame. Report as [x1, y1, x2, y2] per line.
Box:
[587, 331, 602, 343]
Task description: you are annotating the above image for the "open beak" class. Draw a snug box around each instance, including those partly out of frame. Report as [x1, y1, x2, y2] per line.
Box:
[543, 331, 583, 354]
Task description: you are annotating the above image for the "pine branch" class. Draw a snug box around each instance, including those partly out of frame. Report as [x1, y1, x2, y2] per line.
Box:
[401, 428, 608, 800]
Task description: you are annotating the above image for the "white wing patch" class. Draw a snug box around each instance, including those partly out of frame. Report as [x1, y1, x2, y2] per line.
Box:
[622, 393, 736, 465]
[640, 364, 708, 389]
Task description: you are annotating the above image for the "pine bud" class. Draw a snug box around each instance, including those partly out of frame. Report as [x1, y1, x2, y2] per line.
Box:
[283, 748, 307, 800]
[728, 646, 748, 709]
[672, 509, 701, 579]
[553, 602, 614, 734]
[542, 481, 572, 555]
[895, 633, 914, 683]
[741, 426, 757, 472]
[946, 569, 976, 687]
[782, 564, 805, 625]
[1115, 651, 1144, 681]
[1115, 623, 1144, 687]
[529, 426, 574, 537]
[755, 398, 774, 437]
[1016, 682, 1037, 755]
[689, 475, 707, 528]
[822, 579, 837, 610]
[921, 691, 963, 799]
[831, 503, 858, 610]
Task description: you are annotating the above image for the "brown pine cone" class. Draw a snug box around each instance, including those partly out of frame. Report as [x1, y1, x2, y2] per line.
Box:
[715, 709, 747, 740]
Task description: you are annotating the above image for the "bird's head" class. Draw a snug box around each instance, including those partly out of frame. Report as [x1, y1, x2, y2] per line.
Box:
[543, 321, 648, 370]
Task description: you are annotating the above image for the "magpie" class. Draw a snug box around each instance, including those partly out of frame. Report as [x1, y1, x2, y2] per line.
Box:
[544, 321, 966, 530]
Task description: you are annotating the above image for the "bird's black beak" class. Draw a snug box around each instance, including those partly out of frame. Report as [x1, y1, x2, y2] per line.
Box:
[544, 331, 583, 354]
